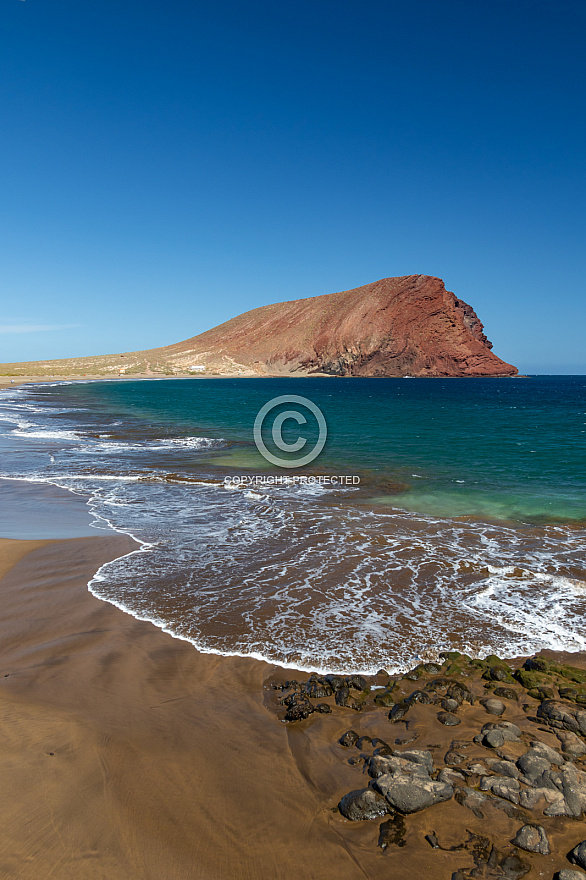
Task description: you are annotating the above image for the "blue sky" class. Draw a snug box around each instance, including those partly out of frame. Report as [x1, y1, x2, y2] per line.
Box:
[1, 0, 585, 372]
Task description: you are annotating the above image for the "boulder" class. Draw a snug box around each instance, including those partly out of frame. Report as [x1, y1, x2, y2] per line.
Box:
[556, 870, 586, 880]
[388, 702, 410, 722]
[302, 680, 334, 699]
[481, 697, 506, 716]
[338, 730, 359, 747]
[394, 749, 434, 774]
[368, 754, 430, 780]
[568, 841, 586, 871]
[454, 786, 487, 819]
[346, 674, 368, 691]
[335, 687, 361, 710]
[441, 698, 460, 712]
[481, 721, 521, 743]
[338, 787, 389, 821]
[375, 773, 454, 814]
[488, 759, 520, 779]
[374, 690, 396, 707]
[557, 730, 586, 758]
[530, 741, 565, 765]
[480, 776, 521, 805]
[493, 686, 519, 701]
[538, 701, 586, 735]
[483, 729, 505, 749]
[517, 750, 552, 786]
[437, 711, 461, 726]
[511, 824, 550, 855]
[283, 693, 314, 721]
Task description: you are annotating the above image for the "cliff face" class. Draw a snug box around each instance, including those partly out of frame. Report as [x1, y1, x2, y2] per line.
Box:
[0, 275, 517, 378]
[164, 275, 517, 377]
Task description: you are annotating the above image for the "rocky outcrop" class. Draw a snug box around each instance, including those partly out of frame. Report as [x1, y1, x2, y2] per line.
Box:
[0, 274, 518, 378]
[163, 274, 518, 377]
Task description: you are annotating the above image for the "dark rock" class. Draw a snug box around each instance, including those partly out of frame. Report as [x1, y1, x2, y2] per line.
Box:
[498, 853, 531, 879]
[517, 750, 552, 785]
[557, 764, 586, 817]
[425, 832, 439, 848]
[454, 787, 487, 819]
[480, 775, 521, 804]
[388, 702, 410, 722]
[529, 740, 565, 764]
[437, 711, 461, 726]
[568, 841, 586, 870]
[338, 787, 389, 821]
[404, 664, 426, 681]
[335, 687, 361, 710]
[538, 700, 586, 735]
[423, 662, 443, 674]
[528, 686, 557, 701]
[302, 680, 334, 699]
[375, 772, 453, 813]
[367, 752, 431, 780]
[482, 721, 522, 741]
[557, 730, 586, 758]
[447, 682, 474, 705]
[461, 763, 488, 778]
[374, 689, 396, 707]
[396, 749, 434, 774]
[323, 674, 346, 691]
[441, 698, 460, 712]
[356, 735, 372, 750]
[483, 663, 514, 683]
[283, 693, 314, 721]
[445, 750, 466, 765]
[405, 689, 430, 706]
[493, 686, 519, 701]
[314, 702, 332, 713]
[483, 729, 505, 748]
[512, 824, 550, 854]
[346, 674, 368, 691]
[338, 730, 359, 748]
[524, 656, 554, 673]
[438, 767, 466, 785]
[377, 814, 406, 849]
[480, 697, 506, 716]
[488, 759, 520, 779]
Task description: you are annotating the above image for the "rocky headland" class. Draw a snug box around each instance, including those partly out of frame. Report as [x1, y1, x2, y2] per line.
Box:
[0, 275, 517, 378]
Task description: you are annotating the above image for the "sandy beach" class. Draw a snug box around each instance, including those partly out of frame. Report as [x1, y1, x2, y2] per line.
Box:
[1, 519, 586, 879]
[0, 532, 401, 880]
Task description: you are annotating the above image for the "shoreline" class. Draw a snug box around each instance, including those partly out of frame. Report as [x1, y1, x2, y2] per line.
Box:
[2, 484, 586, 878]
[1, 444, 585, 673]
[0, 374, 535, 390]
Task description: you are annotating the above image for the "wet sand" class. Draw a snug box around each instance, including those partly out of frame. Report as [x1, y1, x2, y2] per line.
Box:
[2, 535, 586, 878]
[0, 535, 394, 880]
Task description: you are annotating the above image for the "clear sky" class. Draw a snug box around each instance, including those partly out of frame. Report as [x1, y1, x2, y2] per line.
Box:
[1, 0, 585, 373]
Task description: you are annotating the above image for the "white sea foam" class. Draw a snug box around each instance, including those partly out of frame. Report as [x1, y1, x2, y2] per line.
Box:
[1, 382, 586, 674]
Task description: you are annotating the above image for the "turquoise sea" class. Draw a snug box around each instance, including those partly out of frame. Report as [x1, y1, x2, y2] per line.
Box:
[0, 376, 585, 672]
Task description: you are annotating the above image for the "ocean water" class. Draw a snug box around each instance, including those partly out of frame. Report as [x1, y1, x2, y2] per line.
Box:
[0, 376, 585, 672]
